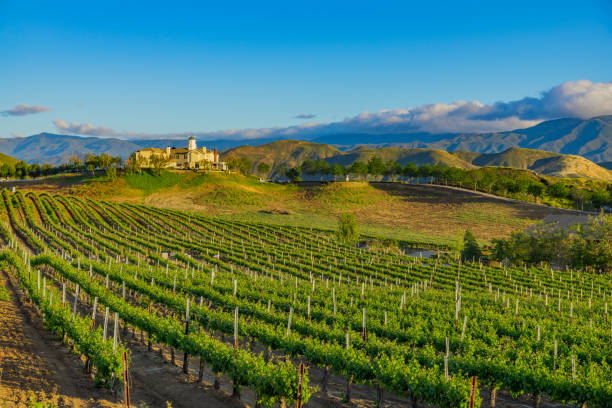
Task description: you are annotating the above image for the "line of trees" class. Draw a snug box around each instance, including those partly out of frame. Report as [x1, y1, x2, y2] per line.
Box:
[0, 153, 124, 181]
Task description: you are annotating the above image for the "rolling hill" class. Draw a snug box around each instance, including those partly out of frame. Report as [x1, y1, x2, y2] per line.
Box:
[455, 147, 612, 181]
[326, 146, 476, 169]
[0, 152, 19, 166]
[222, 140, 341, 173]
[222, 141, 612, 181]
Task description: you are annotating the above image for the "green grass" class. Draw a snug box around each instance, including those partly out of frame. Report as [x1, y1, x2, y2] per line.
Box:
[0, 283, 10, 301]
[217, 210, 457, 248]
[196, 186, 264, 207]
[125, 171, 183, 194]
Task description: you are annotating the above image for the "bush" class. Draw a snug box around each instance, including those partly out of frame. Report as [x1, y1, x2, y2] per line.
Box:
[460, 230, 482, 262]
[336, 213, 359, 244]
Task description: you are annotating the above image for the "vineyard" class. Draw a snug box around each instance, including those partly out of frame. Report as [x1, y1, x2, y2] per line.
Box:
[0, 189, 611, 408]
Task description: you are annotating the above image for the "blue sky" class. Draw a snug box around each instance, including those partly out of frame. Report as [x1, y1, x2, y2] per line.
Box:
[1, 0, 611, 139]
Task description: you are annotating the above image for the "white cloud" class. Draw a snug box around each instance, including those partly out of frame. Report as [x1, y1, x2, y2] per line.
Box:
[10, 132, 24, 138]
[2, 104, 50, 116]
[52, 80, 612, 140]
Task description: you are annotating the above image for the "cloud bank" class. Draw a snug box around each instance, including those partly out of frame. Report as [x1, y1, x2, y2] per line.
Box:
[2, 104, 50, 116]
[52, 80, 612, 140]
[294, 113, 316, 119]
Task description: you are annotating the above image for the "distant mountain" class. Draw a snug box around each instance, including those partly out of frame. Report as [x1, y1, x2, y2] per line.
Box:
[3, 115, 612, 165]
[312, 116, 612, 162]
[0, 133, 143, 166]
[456, 147, 612, 181]
[0, 133, 275, 166]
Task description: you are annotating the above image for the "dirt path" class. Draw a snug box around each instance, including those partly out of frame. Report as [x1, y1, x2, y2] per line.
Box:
[0, 270, 122, 408]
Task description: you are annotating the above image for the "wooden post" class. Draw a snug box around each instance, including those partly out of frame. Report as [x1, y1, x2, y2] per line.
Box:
[183, 299, 190, 374]
[123, 351, 131, 408]
[469, 376, 477, 408]
[198, 358, 205, 382]
[362, 307, 367, 342]
[296, 362, 304, 408]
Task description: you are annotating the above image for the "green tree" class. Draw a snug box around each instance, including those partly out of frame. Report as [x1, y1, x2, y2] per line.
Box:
[85, 154, 99, 177]
[15, 161, 28, 178]
[402, 163, 419, 178]
[0, 163, 11, 178]
[257, 162, 271, 176]
[461, 230, 482, 262]
[571, 188, 589, 211]
[336, 213, 359, 244]
[285, 167, 302, 182]
[332, 164, 345, 180]
[149, 153, 170, 176]
[41, 164, 53, 176]
[527, 183, 544, 201]
[348, 161, 368, 178]
[29, 163, 41, 178]
[367, 156, 385, 175]
[547, 182, 569, 198]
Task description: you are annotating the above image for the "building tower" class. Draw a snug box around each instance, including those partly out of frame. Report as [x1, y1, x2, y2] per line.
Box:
[188, 136, 197, 151]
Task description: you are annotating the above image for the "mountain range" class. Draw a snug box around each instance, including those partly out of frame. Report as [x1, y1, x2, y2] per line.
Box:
[1, 115, 610, 167]
[223, 142, 612, 181]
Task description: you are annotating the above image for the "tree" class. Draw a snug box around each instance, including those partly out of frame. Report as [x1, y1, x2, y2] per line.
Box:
[367, 156, 385, 176]
[257, 162, 271, 176]
[402, 163, 419, 178]
[571, 188, 589, 211]
[106, 166, 117, 181]
[15, 161, 28, 178]
[226, 156, 252, 174]
[461, 230, 482, 262]
[336, 213, 359, 244]
[149, 154, 170, 176]
[418, 164, 433, 182]
[527, 183, 544, 202]
[547, 182, 569, 198]
[85, 154, 99, 177]
[285, 168, 302, 182]
[348, 161, 368, 178]
[301, 159, 317, 175]
[69, 155, 83, 171]
[41, 164, 53, 176]
[332, 164, 344, 180]
[28, 163, 41, 178]
[0, 164, 12, 178]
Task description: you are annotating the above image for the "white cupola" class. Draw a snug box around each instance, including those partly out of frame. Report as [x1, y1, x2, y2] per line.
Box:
[188, 136, 197, 151]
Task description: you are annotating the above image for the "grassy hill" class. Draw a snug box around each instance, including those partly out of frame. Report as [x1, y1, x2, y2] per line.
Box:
[0, 152, 19, 166]
[57, 170, 574, 247]
[327, 146, 475, 169]
[457, 147, 612, 181]
[222, 140, 341, 174]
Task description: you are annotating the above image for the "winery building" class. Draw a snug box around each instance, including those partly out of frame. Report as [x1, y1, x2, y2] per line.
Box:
[133, 136, 227, 170]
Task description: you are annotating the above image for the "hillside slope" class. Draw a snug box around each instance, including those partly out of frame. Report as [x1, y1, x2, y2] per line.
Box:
[313, 115, 612, 162]
[61, 171, 571, 246]
[222, 140, 341, 173]
[457, 147, 612, 181]
[327, 147, 476, 169]
[0, 152, 20, 166]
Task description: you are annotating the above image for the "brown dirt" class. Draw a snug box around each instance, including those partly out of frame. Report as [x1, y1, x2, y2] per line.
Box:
[0, 270, 121, 408]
